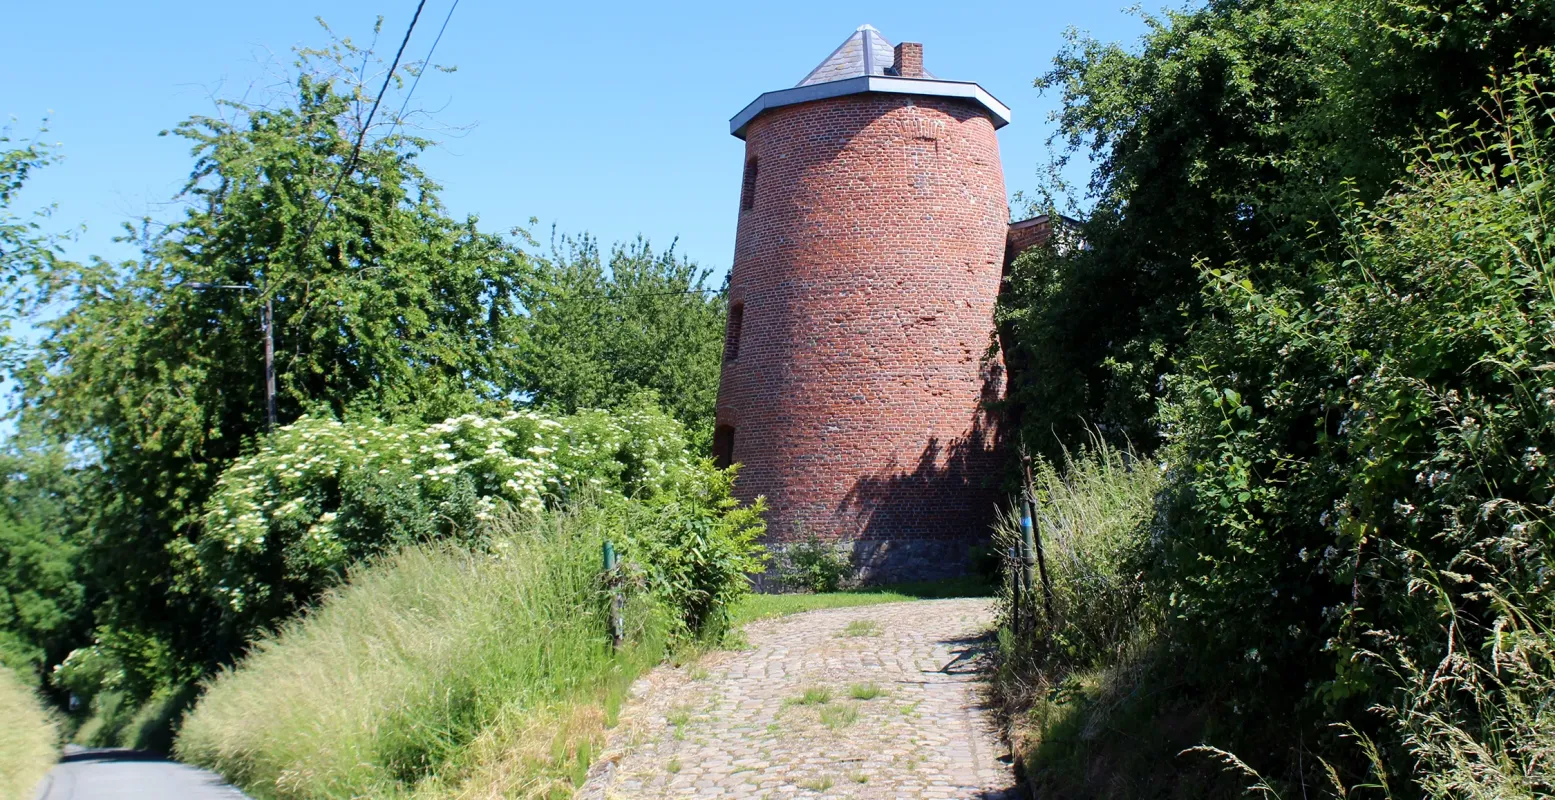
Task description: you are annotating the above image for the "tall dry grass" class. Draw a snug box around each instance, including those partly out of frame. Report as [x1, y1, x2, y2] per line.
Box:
[996, 436, 1162, 674]
[991, 439, 1196, 796]
[0, 665, 57, 800]
[1194, 583, 1555, 800]
[175, 503, 667, 799]
[1329, 571, 1555, 799]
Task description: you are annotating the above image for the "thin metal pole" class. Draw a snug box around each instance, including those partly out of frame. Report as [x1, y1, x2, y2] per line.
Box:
[1022, 455, 1055, 626]
[603, 541, 623, 650]
[1019, 496, 1041, 628]
[1008, 544, 1023, 632]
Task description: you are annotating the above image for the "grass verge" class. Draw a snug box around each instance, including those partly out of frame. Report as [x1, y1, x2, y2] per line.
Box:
[0, 665, 58, 800]
[730, 576, 991, 627]
[175, 504, 667, 799]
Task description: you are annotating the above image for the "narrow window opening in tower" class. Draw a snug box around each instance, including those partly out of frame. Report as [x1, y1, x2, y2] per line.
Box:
[724, 303, 744, 361]
[740, 157, 759, 211]
[712, 425, 736, 470]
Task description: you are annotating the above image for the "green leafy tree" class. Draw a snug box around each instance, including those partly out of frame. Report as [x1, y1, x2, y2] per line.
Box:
[5, 29, 530, 670]
[999, 0, 1555, 460]
[514, 234, 726, 451]
[0, 128, 93, 682]
[0, 123, 63, 307]
[0, 443, 89, 677]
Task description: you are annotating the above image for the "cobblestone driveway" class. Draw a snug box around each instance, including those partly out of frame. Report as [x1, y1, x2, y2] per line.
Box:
[579, 598, 1019, 799]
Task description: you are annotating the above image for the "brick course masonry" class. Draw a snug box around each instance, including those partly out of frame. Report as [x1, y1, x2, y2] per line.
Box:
[716, 90, 1010, 583]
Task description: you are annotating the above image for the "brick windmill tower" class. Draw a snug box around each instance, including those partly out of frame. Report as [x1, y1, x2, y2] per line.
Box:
[713, 25, 1015, 583]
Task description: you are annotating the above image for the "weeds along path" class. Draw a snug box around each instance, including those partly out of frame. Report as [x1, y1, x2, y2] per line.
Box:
[579, 598, 1019, 799]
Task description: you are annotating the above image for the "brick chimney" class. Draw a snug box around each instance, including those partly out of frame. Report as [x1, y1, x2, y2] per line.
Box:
[892, 42, 923, 78]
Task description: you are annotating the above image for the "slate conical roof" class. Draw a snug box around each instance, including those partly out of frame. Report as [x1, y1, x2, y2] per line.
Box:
[796, 24, 937, 87]
[730, 24, 1010, 139]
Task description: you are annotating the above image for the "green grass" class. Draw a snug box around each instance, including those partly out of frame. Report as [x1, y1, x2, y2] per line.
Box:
[668, 707, 692, 740]
[0, 666, 57, 800]
[730, 576, 991, 626]
[793, 686, 833, 706]
[848, 682, 885, 700]
[175, 504, 667, 800]
[799, 775, 835, 792]
[819, 703, 859, 730]
[838, 619, 883, 637]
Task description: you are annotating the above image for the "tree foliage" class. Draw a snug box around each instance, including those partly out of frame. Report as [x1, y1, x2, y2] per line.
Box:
[514, 234, 726, 451]
[1, 23, 734, 692]
[0, 124, 62, 307]
[3, 34, 533, 670]
[999, 0, 1555, 460]
[1153, 67, 1555, 775]
[0, 444, 88, 676]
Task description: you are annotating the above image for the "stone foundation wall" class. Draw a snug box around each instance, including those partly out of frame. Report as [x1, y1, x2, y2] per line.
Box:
[753, 536, 980, 593]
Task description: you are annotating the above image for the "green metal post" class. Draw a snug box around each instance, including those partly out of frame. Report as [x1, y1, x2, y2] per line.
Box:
[603, 540, 623, 650]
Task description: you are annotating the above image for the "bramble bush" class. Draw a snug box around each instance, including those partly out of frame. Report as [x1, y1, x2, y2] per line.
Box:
[169, 394, 705, 647]
[1147, 64, 1555, 788]
[997, 61, 1555, 798]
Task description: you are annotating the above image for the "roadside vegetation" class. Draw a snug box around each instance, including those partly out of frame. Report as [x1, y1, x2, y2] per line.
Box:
[994, 1, 1555, 794]
[166, 398, 763, 798]
[5, 2, 1554, 798]
[177, 495, 758, 799]
[0, 16, 731, 765]
[0, 665, 57, 800]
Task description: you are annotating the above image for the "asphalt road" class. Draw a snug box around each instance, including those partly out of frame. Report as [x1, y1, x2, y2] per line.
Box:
[35, 747, 248, 800]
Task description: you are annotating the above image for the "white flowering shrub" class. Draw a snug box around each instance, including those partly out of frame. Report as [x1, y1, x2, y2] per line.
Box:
[173, 396, 698, 642]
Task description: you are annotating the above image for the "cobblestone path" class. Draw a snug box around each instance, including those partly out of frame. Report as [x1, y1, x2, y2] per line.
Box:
[579, 598, 1019, 799]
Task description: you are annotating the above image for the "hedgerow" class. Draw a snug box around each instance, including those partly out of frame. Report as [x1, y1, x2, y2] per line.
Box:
[170, 394, 705, 646]
[998, 58, 1555, 798]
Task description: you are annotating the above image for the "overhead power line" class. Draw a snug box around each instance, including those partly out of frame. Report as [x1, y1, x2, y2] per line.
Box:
[392, 0, 462, 134]
[297, 0, 430, 252]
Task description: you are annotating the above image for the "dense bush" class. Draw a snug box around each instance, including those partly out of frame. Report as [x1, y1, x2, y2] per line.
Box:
[1154, 64, 1555, 745]
[775, 532, 853, 594]
[176, 487, 763, 799]
[614, 468, 767, 640]
[999, 64, 1555, 798]
[167, 395, 698, 647]
[0, 665, 56, 799]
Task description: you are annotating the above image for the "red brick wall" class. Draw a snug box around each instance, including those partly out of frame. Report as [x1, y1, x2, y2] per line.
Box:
[1005, 217, 1055, 267]
[716, 93, 1008, 554]
[892, 43, 924, 78]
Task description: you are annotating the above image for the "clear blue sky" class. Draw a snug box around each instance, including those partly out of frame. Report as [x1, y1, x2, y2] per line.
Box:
[3, 1, 1156, 278]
